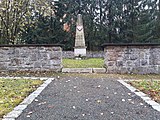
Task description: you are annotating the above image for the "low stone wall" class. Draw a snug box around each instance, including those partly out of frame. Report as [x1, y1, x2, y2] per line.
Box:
[103, 43, 160, 74]
[63, 51, 104, 58]
[0, 45, 62, 72]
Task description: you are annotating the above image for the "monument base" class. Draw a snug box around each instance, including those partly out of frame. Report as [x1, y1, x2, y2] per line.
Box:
[74, 47, 87, 57]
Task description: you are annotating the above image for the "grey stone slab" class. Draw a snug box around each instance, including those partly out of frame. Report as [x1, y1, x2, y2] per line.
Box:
[32, 90, 43, 95]
[36, 86, 46, 91]
[29, 77, 39, 80]
[141, 96, 152, 101]
[12, 77, 22, 79]
[152, 106, 160, 112]
[145, 100, 160, 106]
[2, 118, 15, 120]
[39, 77, 48, 80]
[44, 78, 54, 83]
[5, 77, 14, 79]
[22, 77, 31, 79]
[40, 83, 49, 88]
[62, 68, 92, 73]
[126, 86, 137, 92]
[20, 95, 36, 105]
[118, 80, 137, 92]
[3, 111, 22, 119]
[92, 68, 106, 73]
[14, 105, 27, 111]
[135, 91, 147, 97]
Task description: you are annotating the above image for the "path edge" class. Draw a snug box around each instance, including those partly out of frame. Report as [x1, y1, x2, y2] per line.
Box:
[1, 77, 54, 120]
[118, 80, 160, 112]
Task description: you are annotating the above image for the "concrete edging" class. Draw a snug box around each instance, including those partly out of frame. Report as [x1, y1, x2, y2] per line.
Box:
[92, 68, 106, 73]
[1, 77, 54, 120]
[62, 68, 106, 73]
[118, 80, 160, 112]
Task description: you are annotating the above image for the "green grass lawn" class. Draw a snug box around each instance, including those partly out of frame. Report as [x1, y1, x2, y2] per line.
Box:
[129, 80, 160, 103]
[63, 58, 104, 68]
[0, 79, 43, 118]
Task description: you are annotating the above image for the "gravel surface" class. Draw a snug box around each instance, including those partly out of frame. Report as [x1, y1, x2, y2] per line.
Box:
[17, 75, 160, 120]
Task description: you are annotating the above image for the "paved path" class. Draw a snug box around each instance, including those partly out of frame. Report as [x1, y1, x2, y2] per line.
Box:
[17, 75, 160, 120]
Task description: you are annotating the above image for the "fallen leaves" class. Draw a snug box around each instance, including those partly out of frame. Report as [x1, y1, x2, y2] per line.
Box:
[97, 100, 102, 103]
[85, 99, 89, 102]
[65, 80, 71, 83]
[38, 101, 47, 106]
[72, 106, 76, 109]
[34, 99, 38, 102]
[111, 112, 114, 114]
[70, 89, 72, 92]
[48, 105, 54, 108]
[26, 115, 31, 118]
[128, 80, 160, 103]
[140, 103, 143, 106]
[27, 111, 33, 115]
[100, 113, 104, 115]
[26, 111, 33, 118]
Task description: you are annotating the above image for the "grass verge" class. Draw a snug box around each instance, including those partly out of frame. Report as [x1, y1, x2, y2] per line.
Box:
[128, 80, 160, 103]
[63, 58, 104, 68]
[0, 79, 43, 118]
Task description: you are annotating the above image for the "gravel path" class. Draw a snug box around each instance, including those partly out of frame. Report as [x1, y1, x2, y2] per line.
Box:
[17, 75, 160, 120]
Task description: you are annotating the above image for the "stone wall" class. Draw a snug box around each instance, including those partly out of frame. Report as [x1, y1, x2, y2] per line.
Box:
[104, 43, 160, 74]
[0, 45, 62, 72]
[63, 51, 104, 58]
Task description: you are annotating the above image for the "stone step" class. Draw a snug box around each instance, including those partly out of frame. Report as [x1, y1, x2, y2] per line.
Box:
[62, 68, 106, 73]
[92, 68, 106, 73]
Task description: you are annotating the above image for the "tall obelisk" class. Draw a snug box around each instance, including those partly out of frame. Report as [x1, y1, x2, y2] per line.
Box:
[74, 14, 87, 58]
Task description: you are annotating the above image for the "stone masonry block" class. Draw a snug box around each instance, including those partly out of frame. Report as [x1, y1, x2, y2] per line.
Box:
[92, 68, 106, 73]
[49, 52, 62, 59]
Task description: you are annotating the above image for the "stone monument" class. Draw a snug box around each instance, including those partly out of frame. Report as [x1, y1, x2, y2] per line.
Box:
[74, 14, 87, 58]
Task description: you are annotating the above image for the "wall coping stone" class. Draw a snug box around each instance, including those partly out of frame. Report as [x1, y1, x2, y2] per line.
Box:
[0, 44, 64, 47]
[102, 43, 160, 47]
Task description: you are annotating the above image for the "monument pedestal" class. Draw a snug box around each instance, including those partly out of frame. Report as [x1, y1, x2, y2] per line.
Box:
[74, 46, 87, 57]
